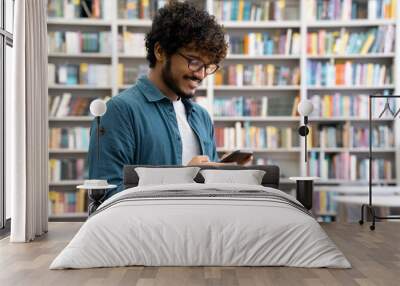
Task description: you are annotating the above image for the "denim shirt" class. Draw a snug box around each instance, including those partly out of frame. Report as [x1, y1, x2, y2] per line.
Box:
[88, 75, 218, 198]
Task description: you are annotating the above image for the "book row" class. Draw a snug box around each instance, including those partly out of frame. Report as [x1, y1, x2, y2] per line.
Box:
[215, 64, 300, 86]
[48, 189, 87, 215]
[227, 29, 300, 55]
[49, 93, 103, 117]
[215, 123, 299, 150]
[308, 92, 397, 118]
[118, 31, 146, 55]
[48, 63, 112, 86]
[313, 191, 337, 216]
[213, 0, 299, 22]
[213, 96, 298, 117]
[308, 124, 394, 149]
[307, 61, 392, 86]
[305, 0, 396, 20]
[47, 0, 113, 19]
[308, 152, 394, 180]
[49, 159, 87, 181]
[118, 63, 149, 86]
[48, 31, 112, 54]
[307, 26, 395, 55]
[118, 0, 168, 19]
[49, 127, 91, 150]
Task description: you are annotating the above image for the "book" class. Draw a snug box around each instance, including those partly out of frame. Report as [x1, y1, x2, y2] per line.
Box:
[48, 189, 87, 215]
[307, 60, 392, 87]
[215, 124, 299, 150]
[49, 127, 90, 149]
[215, 64, 300, 86]
[49, 158, 87, 181]
[306, 26, 393, 56]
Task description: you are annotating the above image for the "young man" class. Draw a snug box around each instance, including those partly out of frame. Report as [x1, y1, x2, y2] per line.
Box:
[88, 1, 249, 199]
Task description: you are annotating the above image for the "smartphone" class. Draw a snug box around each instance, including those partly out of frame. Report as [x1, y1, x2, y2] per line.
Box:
[219, 150, 253, 163]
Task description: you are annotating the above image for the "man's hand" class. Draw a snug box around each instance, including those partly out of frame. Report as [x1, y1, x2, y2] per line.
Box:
[187, 155, 234, 166]
[187, 155, 211, 165]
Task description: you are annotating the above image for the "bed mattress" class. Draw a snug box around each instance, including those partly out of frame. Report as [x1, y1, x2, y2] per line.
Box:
[50, 183, 351, 269]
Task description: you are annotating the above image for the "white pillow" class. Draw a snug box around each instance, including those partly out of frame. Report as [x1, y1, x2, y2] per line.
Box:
[135, 167, 200, 186]
[200, 169, 266, 185]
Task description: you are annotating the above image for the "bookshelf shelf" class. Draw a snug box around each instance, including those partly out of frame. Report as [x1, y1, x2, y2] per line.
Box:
[227, 54, 300, 60]
[47, 18, 112, 26]
[307, 53, 395, 59]
[310, 117, 394, 122]
[221, 21, 301, 29]
[49, 116, 94, 122]
[213, 116, 300, 122]
[117, 19, 152, 27]
[118, 54, 146, 59]
[315, 179, 397, 184]
[49, 149, 88, 154]
[49, 52, 112, 58]
[214, 85, 300, 91]
[307, 85, 395, 91]
[310, 117, 393, 122]
[306, 19, 396, 28]
[49, 84, 113, 90]
[309, 148, 396, 153]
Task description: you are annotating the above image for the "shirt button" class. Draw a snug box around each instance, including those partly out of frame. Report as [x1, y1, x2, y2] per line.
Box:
[177, 137, 181, 141]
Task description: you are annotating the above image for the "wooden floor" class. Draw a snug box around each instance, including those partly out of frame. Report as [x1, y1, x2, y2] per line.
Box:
[0, 222, 399, 286]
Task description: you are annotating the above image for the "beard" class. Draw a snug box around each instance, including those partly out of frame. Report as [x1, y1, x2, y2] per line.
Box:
[161, 57, 201, 99]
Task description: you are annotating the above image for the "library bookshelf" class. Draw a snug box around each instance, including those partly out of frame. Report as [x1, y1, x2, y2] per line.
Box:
[47, 0, 400, 221]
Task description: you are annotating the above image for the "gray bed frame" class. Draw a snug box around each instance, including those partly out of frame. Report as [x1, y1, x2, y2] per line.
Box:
[123, 165, 280, 189]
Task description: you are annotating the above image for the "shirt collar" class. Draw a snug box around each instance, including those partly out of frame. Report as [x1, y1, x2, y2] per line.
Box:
[137, 75, 167, 102]
[137, 75, 195, 114]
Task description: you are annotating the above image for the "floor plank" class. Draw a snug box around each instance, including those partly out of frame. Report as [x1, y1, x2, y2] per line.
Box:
[0, 222, 399, 286]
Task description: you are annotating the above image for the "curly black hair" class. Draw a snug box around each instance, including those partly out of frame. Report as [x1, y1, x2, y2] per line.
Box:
[145, 1, 228, 68]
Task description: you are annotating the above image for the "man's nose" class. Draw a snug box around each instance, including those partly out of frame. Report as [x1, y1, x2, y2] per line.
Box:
[193, 66, 206, 80]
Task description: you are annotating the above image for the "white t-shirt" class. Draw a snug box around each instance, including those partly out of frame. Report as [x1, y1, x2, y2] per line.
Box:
[172, 99, 201, 165]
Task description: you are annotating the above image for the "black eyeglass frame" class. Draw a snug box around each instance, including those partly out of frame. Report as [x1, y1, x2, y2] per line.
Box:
[177, 52, 219, 75]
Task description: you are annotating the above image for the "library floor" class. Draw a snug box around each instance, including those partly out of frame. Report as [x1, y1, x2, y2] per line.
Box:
[1, 222, 399, 286]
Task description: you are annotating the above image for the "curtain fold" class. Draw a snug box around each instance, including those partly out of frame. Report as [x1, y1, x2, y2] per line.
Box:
[7, 0, 48, 242]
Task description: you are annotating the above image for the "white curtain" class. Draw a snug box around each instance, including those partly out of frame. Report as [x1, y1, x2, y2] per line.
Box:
[7, 0, 48, 242]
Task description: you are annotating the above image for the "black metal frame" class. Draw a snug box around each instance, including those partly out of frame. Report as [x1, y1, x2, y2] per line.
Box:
[359, 94, 400, 230]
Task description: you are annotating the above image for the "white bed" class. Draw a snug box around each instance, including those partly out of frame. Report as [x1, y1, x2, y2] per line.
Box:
[50, 183, 351, 269]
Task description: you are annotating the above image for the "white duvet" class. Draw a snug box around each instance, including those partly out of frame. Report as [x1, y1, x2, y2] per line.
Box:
[50, 183, 351, 269]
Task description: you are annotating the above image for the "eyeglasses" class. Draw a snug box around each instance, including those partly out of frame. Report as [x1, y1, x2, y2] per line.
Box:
[177, 52, 219, 75]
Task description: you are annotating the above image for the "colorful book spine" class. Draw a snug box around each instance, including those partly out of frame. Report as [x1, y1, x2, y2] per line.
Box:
[213, 96, 268, 117]
[308, 123, 393, 148]
[308, 92, 396, 118]
[307, 60, 392, 86]
[308, 152, 393, 180]
[228, 30, 300, 55]
[306, 0, 395, 20]
[215, 64, 300, 86]
[49, 158, 87, 181]
[48, 63, 112, 86]
[214, 0, 299, 21]
[48, 189, 87, 215]
[49, 127, 91, 149]
[307, 26, 394, 55]
[215, 124, 299, 149]
[47, 0, 110, 19]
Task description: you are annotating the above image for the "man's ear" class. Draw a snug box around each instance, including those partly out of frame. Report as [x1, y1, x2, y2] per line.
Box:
[154, 42, 165, 63]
